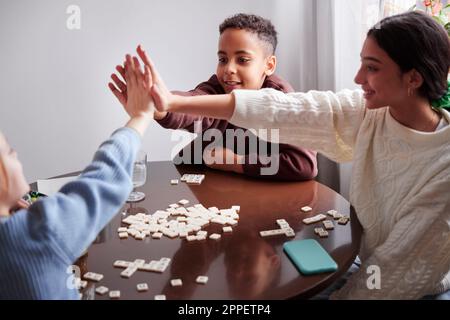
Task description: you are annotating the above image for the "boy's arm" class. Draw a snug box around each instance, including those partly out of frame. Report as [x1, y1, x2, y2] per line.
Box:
[110, 47, 227, 133]
[155, 80, 226, 133]
[143, 46, 365, 162]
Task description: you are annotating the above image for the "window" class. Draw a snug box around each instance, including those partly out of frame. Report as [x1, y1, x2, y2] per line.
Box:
[381, 0, 416, 17]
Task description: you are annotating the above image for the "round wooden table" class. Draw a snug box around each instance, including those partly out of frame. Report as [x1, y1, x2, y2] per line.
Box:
[72, 161, 361, 300]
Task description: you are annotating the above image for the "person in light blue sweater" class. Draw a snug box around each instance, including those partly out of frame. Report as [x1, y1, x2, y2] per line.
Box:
[0, 54, 154, 299]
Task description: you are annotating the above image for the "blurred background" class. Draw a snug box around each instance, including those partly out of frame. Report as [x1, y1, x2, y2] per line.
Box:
[0, 0, 424, 199]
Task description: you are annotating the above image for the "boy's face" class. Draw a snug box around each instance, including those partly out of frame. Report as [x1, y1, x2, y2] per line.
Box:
[0, 133, 29, 213]
[216, 28, 276, 94]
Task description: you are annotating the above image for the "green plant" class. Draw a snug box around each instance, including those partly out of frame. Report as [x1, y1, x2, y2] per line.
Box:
[412, 0, 450, 36]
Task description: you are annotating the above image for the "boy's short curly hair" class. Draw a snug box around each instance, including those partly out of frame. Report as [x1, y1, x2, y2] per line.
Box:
[219, 13, 278, 55]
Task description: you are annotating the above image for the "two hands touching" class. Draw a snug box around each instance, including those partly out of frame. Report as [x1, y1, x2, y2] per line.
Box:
[108, 45, 171, 122]
[108, 45, 243, 174]
[108, 49, 163, 137]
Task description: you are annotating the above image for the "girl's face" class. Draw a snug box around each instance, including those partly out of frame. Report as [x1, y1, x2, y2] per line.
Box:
[354, 36, 412, 110]
[0, 133, 29, 213]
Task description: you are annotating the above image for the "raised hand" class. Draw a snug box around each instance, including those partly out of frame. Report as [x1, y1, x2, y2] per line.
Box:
[109, 45, 170, 119]
[122, 54, 154, 119]
[136, 45, 174, 113]
[110, 54, 155, 137]
[108, 63, 127, 107]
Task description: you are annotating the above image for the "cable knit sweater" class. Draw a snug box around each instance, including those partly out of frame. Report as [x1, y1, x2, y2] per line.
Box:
[156, 75, 317, 181]
[231, 88, 450, 299]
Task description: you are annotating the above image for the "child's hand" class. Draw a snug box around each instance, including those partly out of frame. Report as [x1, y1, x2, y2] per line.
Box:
[203, 147, 244, 174]
[109, 58, 167, 120]
[122, 54, 154, 119]
[109, 62, 127, 107]
[136, 45, 175, 113]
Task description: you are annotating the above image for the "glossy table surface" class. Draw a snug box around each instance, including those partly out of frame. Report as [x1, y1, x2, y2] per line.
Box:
[65, 161, 361, 300]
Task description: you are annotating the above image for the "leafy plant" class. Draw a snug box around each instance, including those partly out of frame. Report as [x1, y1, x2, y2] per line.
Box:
[412, 1, 450, 36]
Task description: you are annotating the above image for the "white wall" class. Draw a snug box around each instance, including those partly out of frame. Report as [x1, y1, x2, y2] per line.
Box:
[0, 0, 364, 194]
[0, 0, 302, 182]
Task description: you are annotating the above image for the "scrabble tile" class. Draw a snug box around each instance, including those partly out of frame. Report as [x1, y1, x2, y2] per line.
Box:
[139, 263, 157, 272]
[118, 232, 128, 239]
[323, 220, 335, 230]
[260, 229, 286, 237]
[231, 205, 240, 213]
[170, 279, 183, 287]
[301, 206, 313, 212]
[196, 276, 208, 284]
[160, 257, 171, 264]
[134, 232, 145, 240]
[133, 259, 146, 268]
[338, 216, 350, 225]
[109, 290, 120, 299]
[179, 231, 188, 238]
[136, 283, 149, 292]
[154, 294, 166, 300]
[178, 199, 190, 206]
[95, 286, 109, 295]
[83, 272, 104, 282]
[318, 230, 329, 238]
[152, 232, 163, 239]
[284, 228, 296, 237]
[113, 260, 132, 268]
[186, 235, 197, 241]
[225, 219, 238, 226]
[170, 179, 179, 185]
[327, 210, 338, 217]
[115, 201, 240, 244]
[197, 230, 208, 237]
[302, 214, 327, 225]
[314, 227, 325, 234]
[222, 226, 233, 233]
[276, 219, 289, 229]
[120, 266, 138, 278]
[333, 213, 344, 220]
[209, 233, 221, 240]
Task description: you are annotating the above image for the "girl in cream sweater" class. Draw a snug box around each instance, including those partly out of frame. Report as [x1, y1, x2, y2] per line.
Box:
[113, 12, 450, 299]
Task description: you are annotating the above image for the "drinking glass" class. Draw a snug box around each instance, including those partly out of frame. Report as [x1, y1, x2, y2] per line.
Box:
[127, 150, 147, 202]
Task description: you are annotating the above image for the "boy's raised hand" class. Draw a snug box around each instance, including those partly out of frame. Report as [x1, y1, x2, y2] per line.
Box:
[136, 45, 174, 114]
[110, 54, 154, 136]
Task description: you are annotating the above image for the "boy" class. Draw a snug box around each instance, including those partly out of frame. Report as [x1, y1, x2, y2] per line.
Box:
[110, 14, 317, 181]
[0, 55, 153, 299]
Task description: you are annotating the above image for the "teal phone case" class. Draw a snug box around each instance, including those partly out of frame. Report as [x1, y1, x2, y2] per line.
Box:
[283, 239, 338, 275]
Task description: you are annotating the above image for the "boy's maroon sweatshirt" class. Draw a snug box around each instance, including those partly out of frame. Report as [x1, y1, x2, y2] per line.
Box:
[156, 74, 317, 181]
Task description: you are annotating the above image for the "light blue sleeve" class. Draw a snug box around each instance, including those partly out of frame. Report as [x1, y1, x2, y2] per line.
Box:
[23, 127, 141, 263]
